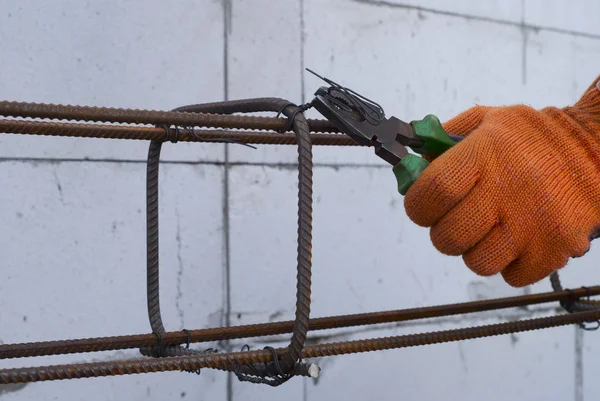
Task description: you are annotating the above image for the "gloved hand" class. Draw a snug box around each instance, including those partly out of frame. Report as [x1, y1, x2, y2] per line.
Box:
[404, 76, 600, 287]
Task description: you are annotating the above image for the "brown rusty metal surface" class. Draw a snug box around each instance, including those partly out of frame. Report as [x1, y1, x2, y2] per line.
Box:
[2, 308, 600, 384]
[300, 308, 600, 357]
[550, 271, 600, 312]
[0, 100, 340, 133]
[0, 119, 358, 145]
[1, 285, 598, 360]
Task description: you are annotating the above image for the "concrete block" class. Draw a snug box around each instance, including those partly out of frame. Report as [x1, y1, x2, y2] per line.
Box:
[0, 160, 225, 343]
[2, 2, 597, 400]
[304, 319, 575, 401]
[303, 0, 523, 165]
[0, 159, 227, 397]
[523, 29, 600, 108]
[385, 0, 522, 22]
[227, 0, 303, 164]
[0, 367, 227, 401]
[525, 0, 600, 36]
[228, 165, 301, 325]
[0, 0, 225, 162]
[226, 305, 572, 400]
[582, 326, 600, 398]
[228, 165, 532, 327]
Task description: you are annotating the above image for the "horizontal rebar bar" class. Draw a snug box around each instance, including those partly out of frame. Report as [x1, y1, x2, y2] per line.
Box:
[1, 286, 597, 360]
[0, 100, 340, 133]
[1, 307, 600, 384]
[0, 119, 358, 146]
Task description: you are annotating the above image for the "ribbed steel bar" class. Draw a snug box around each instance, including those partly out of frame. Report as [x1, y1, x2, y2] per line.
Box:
[136, 98, 315, 382]
[2, 308, 600, 384]
[550, 271, 600, 312]
[1, 285, 597, 360]
[168, 98, 313, 378]
[136, 346, 318, 379]
[0, 100, 339, 133]
[142, 100, 233, 361]
[300, 307, 600, 358]
[0, 119, 357, 145]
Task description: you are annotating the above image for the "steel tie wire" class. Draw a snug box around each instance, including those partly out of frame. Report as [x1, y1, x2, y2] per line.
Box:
[550, 271, 600, 331]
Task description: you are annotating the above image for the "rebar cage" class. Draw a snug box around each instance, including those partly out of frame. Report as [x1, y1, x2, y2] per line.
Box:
[0, 98, 599, 385]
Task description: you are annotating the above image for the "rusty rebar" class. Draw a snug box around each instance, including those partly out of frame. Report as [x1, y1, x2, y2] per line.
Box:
[0, 100, 339, 133]
[300, 307, 600, 358]
[2, 308, 600, 384]
[170, 99, 313, 379]
[186, 98, 314, 375]
[146, 141, 166, 336]
[550, 271, 600, 313]
[142, 101, 222, 361]
[1, 286, 597, 360]
[138, 99, 315, 382]
[0, 119, 357, 145]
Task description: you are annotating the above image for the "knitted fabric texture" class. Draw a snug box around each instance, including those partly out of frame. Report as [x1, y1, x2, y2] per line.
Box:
[404, 75, 600, 287]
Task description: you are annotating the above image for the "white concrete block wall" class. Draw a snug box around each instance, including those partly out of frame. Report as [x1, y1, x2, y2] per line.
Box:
[1, 1, 599, 400]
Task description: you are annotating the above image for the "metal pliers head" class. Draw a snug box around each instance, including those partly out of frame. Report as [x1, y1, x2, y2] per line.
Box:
[312, 85, 422, 166]
[307, 70, 461, 195]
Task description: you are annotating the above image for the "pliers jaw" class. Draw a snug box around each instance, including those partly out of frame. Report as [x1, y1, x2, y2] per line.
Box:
[312, 86, 418, 165]
[307, 69, 459, 195]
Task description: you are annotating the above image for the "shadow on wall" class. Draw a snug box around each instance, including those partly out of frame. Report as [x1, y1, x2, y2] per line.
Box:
[0, 383, 28, 395]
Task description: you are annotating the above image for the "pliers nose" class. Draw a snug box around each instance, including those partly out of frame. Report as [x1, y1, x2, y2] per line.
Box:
[308, 70, 462, 195]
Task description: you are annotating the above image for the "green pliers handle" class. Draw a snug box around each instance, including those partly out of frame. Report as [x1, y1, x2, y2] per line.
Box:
[393, 114, 459, 195]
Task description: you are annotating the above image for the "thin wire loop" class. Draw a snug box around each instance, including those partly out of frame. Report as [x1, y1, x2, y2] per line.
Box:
[550, 272, 600, 313]
[160, 125, 180, 143]
[306, 68, 384, 125]
[182, 329, 192, 349]
[276, 102, 314, 133]
[152, 331, 165, 358]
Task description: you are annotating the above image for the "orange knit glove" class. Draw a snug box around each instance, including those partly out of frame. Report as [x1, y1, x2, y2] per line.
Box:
[404, 76, 600, 287]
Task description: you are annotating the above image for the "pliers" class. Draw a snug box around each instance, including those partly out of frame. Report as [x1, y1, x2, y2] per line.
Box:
[308, 70, 463, 195]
